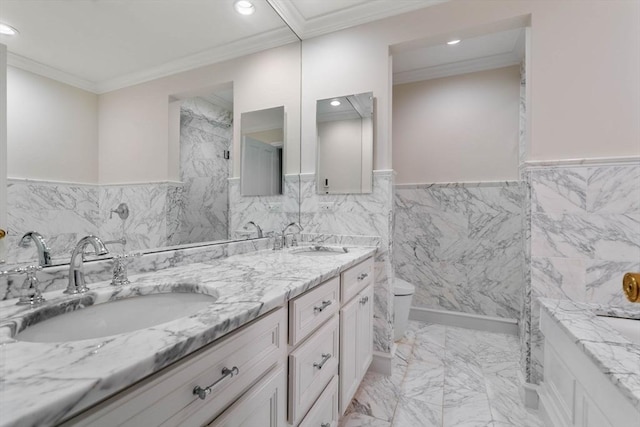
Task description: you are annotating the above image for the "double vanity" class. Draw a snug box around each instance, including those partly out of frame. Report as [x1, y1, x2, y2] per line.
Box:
[0, 244, 377, 427]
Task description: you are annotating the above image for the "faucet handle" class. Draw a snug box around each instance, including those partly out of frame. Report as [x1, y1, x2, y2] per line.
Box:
[111, 252, 141, 286]
[1, 265, 45, 306]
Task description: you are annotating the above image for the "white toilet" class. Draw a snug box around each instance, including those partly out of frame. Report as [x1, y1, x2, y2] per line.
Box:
[393, 278, 416, 341]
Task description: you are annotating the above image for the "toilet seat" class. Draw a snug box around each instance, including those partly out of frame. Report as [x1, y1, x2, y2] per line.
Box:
[394, 278, 415, 296]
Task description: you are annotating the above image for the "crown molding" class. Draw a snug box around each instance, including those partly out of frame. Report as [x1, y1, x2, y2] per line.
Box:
[9, 27, 297, 94]
[269, 0, 447, 40]
[7, 52, 98, 93]
[96, 27, 298, 93]
[393, 51, 521, 85]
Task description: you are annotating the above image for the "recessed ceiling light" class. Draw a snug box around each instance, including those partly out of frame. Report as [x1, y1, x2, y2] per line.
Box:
[0, 23, 19, 36]
[447, 39, 461, 45]
[330, 100, 341, 107]
[234, 0, 255, 16]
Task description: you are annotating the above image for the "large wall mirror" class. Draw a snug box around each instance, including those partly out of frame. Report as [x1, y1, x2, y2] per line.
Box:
[241, 106, 285, 196]
[0, 0, 301, 266]
[316, 92, 374, 194]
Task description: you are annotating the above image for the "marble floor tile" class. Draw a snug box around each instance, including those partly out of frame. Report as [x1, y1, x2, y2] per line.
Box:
[339, 413, 392, 427]
[345, 321, 544, 427]
[392, 396, 442, 427]
[443, 394, 493, 427]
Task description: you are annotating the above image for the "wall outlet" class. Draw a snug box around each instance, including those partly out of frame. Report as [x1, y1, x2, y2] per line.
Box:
[319, 202, 335, 212]
[268, 203, 282, 212]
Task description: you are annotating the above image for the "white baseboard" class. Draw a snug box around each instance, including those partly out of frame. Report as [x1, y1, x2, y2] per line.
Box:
[369, 351, 393, 376]
[522, 381, 540, 410]
[409, 307, 518, 335]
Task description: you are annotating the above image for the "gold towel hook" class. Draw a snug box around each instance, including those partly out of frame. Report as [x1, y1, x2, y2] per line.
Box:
[623, 272, 640, 303]
[0, 229, 6, 240]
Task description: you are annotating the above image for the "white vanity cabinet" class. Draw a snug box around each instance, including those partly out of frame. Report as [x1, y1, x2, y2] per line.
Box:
[63, 308, 287, 427]
[338, 258, 374, 414]
[287, 277, 340, 426]
[60, 254, 375, 427]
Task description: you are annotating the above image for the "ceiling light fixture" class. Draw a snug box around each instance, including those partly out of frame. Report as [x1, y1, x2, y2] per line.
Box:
[330, 100, 341, 107]
[0, 23, 19, 36]
[447, 39, 461, 45]
[234, 0, 255, 16]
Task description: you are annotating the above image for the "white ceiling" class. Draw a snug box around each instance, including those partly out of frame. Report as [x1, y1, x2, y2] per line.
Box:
[0, 0, 447, 94]
[393, 27, 526, 84]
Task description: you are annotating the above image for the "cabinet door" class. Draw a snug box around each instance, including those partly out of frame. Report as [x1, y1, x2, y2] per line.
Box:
[208, 364, 286, 427]
[356, 284, 373, 380]
[339, 295, 359, 414]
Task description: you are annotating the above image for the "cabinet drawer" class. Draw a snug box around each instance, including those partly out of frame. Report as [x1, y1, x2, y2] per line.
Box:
[341, 257, 373, 304]
[208, 364, 286, 427]
[65, 308, 286, 427]
[298, 375, 339, 427]
[289, 315, 339, 425]
[289, 276, 340, 347]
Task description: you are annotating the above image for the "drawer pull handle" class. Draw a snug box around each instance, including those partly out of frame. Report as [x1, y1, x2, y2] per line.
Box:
[357, 273, 369, 281]
[313, 353, 331, 370]
[193, 366, 239, 400]
[359, 296, 369, 305]
[313, 300, 332, 313]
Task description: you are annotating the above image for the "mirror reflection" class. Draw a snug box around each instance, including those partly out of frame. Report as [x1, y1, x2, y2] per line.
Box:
[316, 92, 374, 194]
[1, 0, 301, 266]
[241, 106, 284, 196]
[176, 91, 233, 245]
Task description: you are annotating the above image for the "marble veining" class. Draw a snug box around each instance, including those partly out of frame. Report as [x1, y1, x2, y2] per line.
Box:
[300, 171, 394, 355]
[539, 298, 640, 411]
[394, 182, 523, 319]
[0, 237, 271, 300]
[0, 245, 377, 427]
[341, 321, 544, 427]
[523, 161, 640, 384]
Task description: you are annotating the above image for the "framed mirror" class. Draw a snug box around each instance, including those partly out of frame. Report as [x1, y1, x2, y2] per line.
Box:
[316, 92, 374, 194]
[241, 106, 285, 196]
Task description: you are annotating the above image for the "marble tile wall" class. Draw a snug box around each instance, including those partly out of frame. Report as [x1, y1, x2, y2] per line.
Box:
[175, 98, 232, 244]
[523, 161, 640, 384]
[299, 171, 394, 354]
[393, 182, 524, 319]
[228, 174, 300, 239]
[5, 179, 181, 265]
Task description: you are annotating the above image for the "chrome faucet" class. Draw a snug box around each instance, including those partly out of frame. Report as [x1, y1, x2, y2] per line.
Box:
[1, 265, 45, 306]
[281, 222, 303, 249]
[65, 235, 109, 294]
[19, 231, 52, 267]
[244, 221, 263, 238]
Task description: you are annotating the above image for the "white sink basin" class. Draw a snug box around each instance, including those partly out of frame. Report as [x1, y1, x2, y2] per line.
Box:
[15, 292, 217, 343]
[597, 315, 640, 345]
[292, 246, 348, 256]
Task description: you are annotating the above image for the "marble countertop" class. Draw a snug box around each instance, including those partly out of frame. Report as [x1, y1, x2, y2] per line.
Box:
[539, 298, 640, 411]
[0, 245, 376, 427]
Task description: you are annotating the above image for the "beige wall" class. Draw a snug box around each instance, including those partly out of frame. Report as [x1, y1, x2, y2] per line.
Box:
[99, 42, 300, 184]
[318, 118, 363, 193]
[301, 0, 640, 172]
[6, 66, 98, 182]
[393, 66, 520, 184]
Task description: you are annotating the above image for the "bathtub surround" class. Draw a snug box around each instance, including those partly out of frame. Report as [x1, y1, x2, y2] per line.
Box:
[520, 158, 640, 385]
[538, 298, 640, 425]
[394, 181, 523, 320]
[300, 170, 395, 364]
